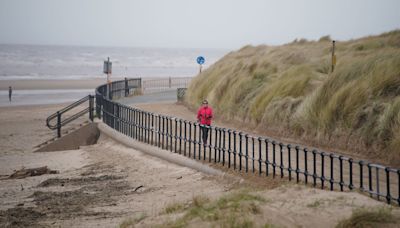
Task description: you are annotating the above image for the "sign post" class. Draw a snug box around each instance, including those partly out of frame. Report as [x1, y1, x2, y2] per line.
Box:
[196, 56, 205, 74]
[331, 41, 336, 73]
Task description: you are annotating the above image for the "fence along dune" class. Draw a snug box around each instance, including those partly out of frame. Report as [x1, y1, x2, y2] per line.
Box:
[185, 30, 400, 166]
[96, 78, 399, 205]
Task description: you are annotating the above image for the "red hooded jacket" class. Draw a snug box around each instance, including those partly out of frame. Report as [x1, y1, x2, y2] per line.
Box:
[197, 106, 213, 125]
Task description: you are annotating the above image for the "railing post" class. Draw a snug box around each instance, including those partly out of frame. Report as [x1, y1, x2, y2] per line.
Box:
[359, 161, 364, 191]
[222, 128, 226, 165]
[208, 126, 212, 162]
[228, 130, 232, 167]
[272, 141, 276, 178]
[258, 137, 262, 176]
[125, 77, 129, 97]
[368, 163, 373, 197]
[321, 152, 326, 189]
[279, 143, 284, 178]
[349, 158, 354, 190]
[218, 128, 222, 162]
[57, 111, 61, 138]
[162, 116, 165, 149]
[397, 170, 400, 206]
[184, 120, 187, 156]
[214, 127, 218, 163]
[295, 146, 300, 182]
[287, 144, 292, 181]
[251, 137, 255, 173]
[108, 83, 113, 100]
[198, 124, 202, 160]
[188, 121, 192, 157]
[158, 115, 161, 147]
[89, 95, 94, 121]
[266, 139, 270, 176]
[339, 156, 344, 191]
[116, 104, 120, 131]
[193, 123, 197, 159]
[330, 154, 334, 191]
[239, 132, 243, 171]
[179, 119, 182, 154]
[304, 148, 308, 184]
[385, 167, 391, 204]
[233, 131, 237, 169]
[312, 150, 317, 187]
[174, 118, 178, 153]
[151, 113, 154, 145]
[169, 118, 173, 152]
[245, 134, 249, 172]
[96, 94, 102, 119]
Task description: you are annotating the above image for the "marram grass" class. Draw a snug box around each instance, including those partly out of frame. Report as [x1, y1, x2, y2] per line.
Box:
[186, 30, 400, 165]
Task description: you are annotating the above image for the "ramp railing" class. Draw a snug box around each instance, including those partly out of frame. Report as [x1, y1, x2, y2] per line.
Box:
[46, 95, 94, 138]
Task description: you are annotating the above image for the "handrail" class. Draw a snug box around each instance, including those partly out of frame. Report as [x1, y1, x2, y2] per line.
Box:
[46, 95, 90, 130]
[60, 107, 90, 126]
[46, 95, 95, 137]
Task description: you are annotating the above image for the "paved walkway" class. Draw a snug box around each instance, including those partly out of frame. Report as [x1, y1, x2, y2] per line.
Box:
[118, 90, 177, 106]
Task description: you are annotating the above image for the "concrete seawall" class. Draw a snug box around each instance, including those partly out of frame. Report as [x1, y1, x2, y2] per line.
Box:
[98, 121, 227, 176]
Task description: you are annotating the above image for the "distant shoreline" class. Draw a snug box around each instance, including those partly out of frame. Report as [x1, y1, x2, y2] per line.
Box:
[0, 78, 125, 90]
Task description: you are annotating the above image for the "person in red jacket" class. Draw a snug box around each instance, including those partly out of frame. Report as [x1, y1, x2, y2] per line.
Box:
[197, 99, 213, 145]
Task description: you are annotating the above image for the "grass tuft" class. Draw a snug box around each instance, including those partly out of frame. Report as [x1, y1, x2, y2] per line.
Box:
[160, 190, 266, 228]
[335, 207, 398, 228]
[119, 213, 147, 228]
[164, 202, 185, 214]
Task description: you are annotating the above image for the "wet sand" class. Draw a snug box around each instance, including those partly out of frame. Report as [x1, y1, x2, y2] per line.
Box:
[0, 79, 124, 107]
[0, 78, 123, 90]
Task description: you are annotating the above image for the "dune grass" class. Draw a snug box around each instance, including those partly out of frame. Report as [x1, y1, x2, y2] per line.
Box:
[335, 207, 398, 228]
[159, 190, 266, 228]
[119, 213, 147, 228]
[186, 30, 400, 165]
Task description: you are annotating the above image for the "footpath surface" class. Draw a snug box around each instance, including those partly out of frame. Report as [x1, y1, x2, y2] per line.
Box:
[118, 90, 177, 105]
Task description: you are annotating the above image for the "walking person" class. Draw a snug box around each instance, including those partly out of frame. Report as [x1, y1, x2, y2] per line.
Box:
[8, 86, 12, 102]
[197, 99, 213, 145]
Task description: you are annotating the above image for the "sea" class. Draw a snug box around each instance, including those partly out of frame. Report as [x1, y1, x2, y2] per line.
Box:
[0, 44, 229, 106]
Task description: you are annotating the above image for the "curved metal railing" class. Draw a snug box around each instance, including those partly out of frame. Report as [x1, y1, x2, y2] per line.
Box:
[96, 78, 400, 206]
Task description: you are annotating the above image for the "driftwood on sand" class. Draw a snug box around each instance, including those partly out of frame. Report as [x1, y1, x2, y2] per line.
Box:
[7, 166, 59, 179]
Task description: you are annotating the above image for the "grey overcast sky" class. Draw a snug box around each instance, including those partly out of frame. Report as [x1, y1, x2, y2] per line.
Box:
[0, 0, 399, 49]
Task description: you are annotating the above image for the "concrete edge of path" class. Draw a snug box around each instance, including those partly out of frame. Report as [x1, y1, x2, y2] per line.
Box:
[98, 122, 229, 177]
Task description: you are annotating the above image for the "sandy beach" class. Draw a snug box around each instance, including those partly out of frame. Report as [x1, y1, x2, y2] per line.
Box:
[0, 79, 121, 107]
[0, 79, 107, 90]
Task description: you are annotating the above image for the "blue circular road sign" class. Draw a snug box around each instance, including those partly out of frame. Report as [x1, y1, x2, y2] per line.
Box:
[197, 56, 205, 65]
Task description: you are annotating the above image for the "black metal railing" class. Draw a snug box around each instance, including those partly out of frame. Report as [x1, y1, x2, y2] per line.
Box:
[142, 77, 192, 94]
[96, 78, 400, 206]
[46, 95, 95, 137]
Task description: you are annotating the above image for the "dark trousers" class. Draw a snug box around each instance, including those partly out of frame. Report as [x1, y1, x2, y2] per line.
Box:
[201, 125, 210, 144]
